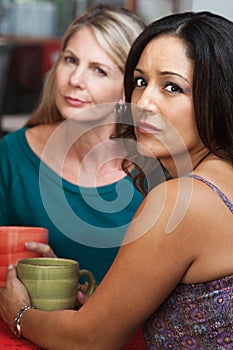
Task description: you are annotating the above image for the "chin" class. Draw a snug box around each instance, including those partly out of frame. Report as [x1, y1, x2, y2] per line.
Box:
[136, 143, 155, 158]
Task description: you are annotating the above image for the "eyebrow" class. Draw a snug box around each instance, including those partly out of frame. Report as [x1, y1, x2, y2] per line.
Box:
[161, 71, 190, 84]
[134, 68, 144, 74]
[63, 49, 113, 71]
[134, 68, 190, 84]
[63, 49, 74, 55]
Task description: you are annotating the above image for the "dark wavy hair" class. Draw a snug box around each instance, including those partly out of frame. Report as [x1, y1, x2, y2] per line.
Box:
[117, 11, 233, 195]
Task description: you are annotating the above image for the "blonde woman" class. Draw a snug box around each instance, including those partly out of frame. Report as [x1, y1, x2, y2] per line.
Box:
[0, 4, 150, 349]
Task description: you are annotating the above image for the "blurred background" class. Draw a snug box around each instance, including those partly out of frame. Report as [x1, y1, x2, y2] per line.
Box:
[0, 0, 233, 135]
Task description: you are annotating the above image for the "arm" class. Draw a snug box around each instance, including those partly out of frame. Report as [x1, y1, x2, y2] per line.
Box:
[0, 179, 198, 350]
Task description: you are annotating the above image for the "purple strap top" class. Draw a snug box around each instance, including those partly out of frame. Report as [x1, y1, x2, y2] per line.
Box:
[187, 174, 233, 214]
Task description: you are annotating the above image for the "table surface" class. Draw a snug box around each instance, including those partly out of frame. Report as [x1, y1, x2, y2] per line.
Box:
[0, 317, 40, 349]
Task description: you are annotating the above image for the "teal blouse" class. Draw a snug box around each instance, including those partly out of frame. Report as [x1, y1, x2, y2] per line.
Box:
[0, 127, 144, 284]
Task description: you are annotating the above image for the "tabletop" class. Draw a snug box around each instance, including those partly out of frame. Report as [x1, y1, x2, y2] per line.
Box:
[0, 317, 40, 349]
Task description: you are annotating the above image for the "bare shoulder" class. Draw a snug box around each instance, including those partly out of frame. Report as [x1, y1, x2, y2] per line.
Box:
[126, 177, 193, 242]
[149, 173, 232, 212]
[130, 174, 232, 239]
[125, 175, 233, 283]
[144, 177, 194, 216]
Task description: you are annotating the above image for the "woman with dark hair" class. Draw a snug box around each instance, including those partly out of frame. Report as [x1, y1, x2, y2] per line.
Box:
[121, 11, 233, 191]
[1, 11, 233, 350]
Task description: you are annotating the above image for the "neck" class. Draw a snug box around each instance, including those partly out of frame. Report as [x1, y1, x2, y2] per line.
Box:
[192, 151, 212, 171]
[40, 120, 127, 186]
[160, 150, 212, 178]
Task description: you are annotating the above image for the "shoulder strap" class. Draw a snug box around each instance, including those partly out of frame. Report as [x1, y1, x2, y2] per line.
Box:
[187, 174, 233, 214]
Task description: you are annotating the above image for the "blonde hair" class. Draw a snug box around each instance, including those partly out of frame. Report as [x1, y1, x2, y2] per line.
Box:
[26, 4, 145, 126]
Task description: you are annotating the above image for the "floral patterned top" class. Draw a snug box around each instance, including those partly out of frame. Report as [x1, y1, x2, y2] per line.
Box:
[143, 175, 233, 349]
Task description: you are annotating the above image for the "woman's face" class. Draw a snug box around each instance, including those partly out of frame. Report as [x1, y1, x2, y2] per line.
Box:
[131, 35, 205, 163]
[55, 26, 124, 122]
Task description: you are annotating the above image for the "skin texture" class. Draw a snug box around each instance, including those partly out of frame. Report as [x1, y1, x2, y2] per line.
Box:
[0, 32, 233, 350]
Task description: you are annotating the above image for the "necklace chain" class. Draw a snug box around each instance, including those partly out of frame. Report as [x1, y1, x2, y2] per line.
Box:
[193, 151, 211, 170]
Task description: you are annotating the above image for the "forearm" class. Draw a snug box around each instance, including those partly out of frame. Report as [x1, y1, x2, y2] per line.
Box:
[21, 308, 92, 350]
[20, 299, 132, 350]
[0, 267, 134, 350]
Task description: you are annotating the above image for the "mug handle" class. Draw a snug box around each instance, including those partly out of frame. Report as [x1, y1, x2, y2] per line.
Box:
[79, 269, 96, 296]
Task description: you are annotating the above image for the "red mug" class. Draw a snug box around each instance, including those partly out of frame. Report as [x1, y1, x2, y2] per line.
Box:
[0, 226, 48, 287]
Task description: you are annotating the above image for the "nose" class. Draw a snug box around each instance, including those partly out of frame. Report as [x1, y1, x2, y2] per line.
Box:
[69, 66, 87, 89]
[135, 85, 159, 114]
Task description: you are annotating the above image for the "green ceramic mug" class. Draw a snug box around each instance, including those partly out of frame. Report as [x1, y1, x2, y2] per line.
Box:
[17, 257, 96, 311]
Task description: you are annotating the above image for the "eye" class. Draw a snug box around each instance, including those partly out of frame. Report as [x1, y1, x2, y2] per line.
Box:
[134, 76, 147, 88]
[95, 66, 107, 76]
[64, 55, 76, 64]
[164, 82, 183, 93]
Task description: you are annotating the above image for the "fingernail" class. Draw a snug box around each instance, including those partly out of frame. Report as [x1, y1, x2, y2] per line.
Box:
[8, 264, 14, 270]
[78, 291, 86, 302]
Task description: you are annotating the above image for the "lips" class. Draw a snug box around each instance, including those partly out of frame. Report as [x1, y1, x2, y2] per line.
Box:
[136, 121, 161, 134]
[65, 96, 88, 107]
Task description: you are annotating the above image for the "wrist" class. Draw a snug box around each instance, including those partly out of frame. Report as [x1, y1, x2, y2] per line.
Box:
[14, 305, 37, 338]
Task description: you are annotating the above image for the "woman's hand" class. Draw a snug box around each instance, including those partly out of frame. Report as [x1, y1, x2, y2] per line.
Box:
[25, 242, 57, 257]
[0, 266, 30, 332]
[76, 282, 90, 306]
[76, 282, 97, 306]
